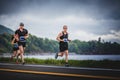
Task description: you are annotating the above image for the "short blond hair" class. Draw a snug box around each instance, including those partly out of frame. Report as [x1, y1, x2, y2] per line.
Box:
[63, 25, 67, 29]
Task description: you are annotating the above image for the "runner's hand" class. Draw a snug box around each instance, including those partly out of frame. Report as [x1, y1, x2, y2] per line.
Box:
[60, 39, 64, 42]
[68, 40, 72, 42]
[24, 36, 27, 39]
[14, 35, 19, 41]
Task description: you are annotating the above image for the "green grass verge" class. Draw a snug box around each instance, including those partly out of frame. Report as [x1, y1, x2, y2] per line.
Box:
[0, 57, 120, 69]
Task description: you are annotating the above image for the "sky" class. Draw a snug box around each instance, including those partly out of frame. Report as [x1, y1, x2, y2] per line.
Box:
[0, 0, 120, 43]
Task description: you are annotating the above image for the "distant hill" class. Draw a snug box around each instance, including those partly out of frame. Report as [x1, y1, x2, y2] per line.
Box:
[0, 24, 14, 34]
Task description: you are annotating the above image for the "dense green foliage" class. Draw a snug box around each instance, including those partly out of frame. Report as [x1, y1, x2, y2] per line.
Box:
[69, 39, 120, 54]
[26, 34, 59, 53]
[0, 33, 120, 54]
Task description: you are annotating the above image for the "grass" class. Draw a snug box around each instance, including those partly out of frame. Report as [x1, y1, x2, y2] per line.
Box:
[0, 57, 120, 69]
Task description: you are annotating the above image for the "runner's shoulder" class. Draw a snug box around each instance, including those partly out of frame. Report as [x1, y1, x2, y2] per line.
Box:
[23, 28, 28, 31]
[23, 28, 28, 32]
[58, 32, 63, 36]
[60, 31, 69, 35]
[15, 29, 19, 34]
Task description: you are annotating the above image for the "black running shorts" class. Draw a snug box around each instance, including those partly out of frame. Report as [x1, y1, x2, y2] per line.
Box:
[18, 42, 26, 47]
[13, 47, 19, 51]
[59, 42, 68, 52]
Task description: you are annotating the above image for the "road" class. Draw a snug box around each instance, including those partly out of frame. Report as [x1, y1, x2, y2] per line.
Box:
[0, 63, 120, 80]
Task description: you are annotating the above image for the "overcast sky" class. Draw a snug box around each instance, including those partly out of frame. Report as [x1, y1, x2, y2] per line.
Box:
[0, 0, 120, 43]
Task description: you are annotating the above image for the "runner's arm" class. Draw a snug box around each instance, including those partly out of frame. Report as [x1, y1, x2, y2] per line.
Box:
[24, 30, 29, 39]
[68, 39, 71, 42]
[24, 33, 29, 39]
[11, 37, 15, 45]
[56, 33, 64, 42]
[67, 33, 71, 42]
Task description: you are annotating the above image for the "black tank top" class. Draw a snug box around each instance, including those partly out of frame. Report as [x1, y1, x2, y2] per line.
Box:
[15, 29, 28, 37]
[15, 29, 28, 42]
[60, 32, 68, 42]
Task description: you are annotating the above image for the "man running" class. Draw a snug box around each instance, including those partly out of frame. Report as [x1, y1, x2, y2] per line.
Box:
[55, 25, 71, 67]
[11, 34, 20, 64]
[15, 23, 29, 65]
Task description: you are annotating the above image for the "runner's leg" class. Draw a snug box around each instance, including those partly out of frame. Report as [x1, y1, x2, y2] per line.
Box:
[58, 52, 64, 57]
[16, 50, 20, 63]
[19, 46, 24, 63]
[11, 51, 17, 60]
[65, 50, 68, 63]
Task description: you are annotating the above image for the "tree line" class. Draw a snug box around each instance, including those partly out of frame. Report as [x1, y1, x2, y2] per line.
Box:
[0, 33, 120, 55]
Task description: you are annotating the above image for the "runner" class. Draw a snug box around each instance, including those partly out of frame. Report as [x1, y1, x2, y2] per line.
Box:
[15, 22, 29, 65]
[11, 34, 20, 64]
[55, 25, 71, 67]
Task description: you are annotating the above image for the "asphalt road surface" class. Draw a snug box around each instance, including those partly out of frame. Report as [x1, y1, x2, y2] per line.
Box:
[0, 63, 120, 80]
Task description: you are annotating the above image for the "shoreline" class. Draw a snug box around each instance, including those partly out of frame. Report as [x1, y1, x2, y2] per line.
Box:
[1, 54, 120, 61]
[0, 57, 120, 69]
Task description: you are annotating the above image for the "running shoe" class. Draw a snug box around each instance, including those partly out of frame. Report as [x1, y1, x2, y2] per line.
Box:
[22, 62, 25, 65]
[65, 63, 69, 67]
[55, 52, 58, 59]
[10, 57, 13, 61]
[16, 61, 19, 64]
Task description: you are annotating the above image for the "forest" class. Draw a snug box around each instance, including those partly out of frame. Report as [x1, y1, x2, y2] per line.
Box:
[0, 33, 120, 55]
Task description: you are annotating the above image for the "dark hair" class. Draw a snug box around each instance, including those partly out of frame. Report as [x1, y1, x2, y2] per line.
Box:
[20, 22, 24, 26]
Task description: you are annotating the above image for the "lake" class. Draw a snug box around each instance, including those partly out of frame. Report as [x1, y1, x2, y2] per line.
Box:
[1, 53, 120, 61]
[24, 54, 120, 61]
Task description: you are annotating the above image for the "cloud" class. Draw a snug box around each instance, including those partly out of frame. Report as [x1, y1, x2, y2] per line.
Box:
[0, 0, 120, 43]
[96, 0, 120, 20]
[110, 30, 120, 37]
[0, 0, 120, 19]
[70, 30, 98, 41]
[100, 30, 120, 43]
[71, 29, 120, 43]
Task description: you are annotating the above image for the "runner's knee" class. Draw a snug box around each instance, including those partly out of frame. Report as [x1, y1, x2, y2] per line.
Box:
[61, 52, 64, 56]
[19, 46, 24, 53]
[65, 50, 68, 56]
